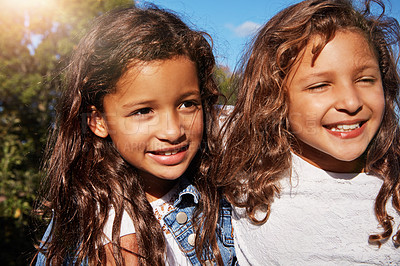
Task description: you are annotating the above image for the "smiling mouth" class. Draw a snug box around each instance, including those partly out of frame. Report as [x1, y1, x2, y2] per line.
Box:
[324, 121, 366, 132]
[150, 145, 189, 156]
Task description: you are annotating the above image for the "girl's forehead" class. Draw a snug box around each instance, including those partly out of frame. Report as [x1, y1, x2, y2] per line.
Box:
[298, 29, 376, 67]
[121, 56, 195, 80]
[111, 57, 199, 97]
[284, 30, 380, 89]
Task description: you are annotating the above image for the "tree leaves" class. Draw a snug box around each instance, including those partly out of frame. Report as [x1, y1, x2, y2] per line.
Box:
[0, 0, 133, 264]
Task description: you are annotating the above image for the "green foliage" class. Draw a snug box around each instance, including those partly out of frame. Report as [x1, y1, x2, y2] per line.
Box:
[0, 0, 236, 263]
[214, 65, 237, 105]
[0, 0, 133, 264]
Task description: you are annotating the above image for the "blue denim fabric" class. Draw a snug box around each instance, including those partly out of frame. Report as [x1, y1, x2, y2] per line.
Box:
[35, 220, 51, 266]
[163, 180, 237, 265]
[36, 180, 236, 265]
[35, 219, 89, 266]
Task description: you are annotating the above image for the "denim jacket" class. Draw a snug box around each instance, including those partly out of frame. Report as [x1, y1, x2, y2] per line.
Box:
[163, 180, 237, 265]
[36, 180, 237, 265]
[35, 219, 89, 266]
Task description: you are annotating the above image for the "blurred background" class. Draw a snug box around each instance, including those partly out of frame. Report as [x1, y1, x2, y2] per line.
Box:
[1, 0, 399, 265]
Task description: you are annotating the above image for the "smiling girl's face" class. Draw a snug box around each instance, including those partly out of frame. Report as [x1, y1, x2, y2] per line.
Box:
[286, 30, 385, 172]
[90, 56, 203, 199]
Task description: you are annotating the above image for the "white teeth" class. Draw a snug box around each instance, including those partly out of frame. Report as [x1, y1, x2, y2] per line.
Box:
[330, 123, 360, 132]
[160, 151, 178, 156]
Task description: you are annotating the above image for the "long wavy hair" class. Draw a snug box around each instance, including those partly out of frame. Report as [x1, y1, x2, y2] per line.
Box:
[35, 6, 222, 265]
[216, 0, 400, 246]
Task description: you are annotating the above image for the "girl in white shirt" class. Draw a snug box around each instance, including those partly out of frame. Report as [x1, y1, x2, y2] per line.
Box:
[35, 6, 236, 266]
[214, 0, 400, 264]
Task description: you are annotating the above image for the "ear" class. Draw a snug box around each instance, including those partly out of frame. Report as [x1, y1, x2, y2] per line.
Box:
[88, 106, 109, 138]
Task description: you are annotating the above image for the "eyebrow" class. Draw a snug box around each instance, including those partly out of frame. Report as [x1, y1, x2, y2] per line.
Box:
[121, 89, 201, 109]
[353, 61, 380, 72]
[177, 90, 201, 101]
[122, 100, 155, 109]
[300, 62, 380, 81]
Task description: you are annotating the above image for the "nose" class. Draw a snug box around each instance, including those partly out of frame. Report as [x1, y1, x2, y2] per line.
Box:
[334, 83, 363, 114]
[156, 111, 184, 143]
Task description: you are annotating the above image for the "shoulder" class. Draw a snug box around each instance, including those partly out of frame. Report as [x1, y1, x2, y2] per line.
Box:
[102, 208, 136, 245]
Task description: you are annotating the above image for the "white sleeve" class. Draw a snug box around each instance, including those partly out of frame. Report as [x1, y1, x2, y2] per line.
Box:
[102, 208, 136, 245]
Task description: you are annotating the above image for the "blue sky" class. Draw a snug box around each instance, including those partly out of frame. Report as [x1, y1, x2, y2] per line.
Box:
[137, 0, 400, 71]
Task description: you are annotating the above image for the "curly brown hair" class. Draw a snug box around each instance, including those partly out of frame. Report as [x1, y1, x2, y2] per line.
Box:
[216, 0, 400, 246]
[35, 5, 222, 265]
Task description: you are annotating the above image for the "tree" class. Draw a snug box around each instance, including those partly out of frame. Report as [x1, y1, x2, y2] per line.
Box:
[0, 0, 133, 265]
[214, 65, 237, 105]
[0, 1, 238, 264]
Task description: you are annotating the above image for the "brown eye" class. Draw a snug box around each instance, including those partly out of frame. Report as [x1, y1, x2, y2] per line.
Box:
[131, 108, 152, 116]
[179, 100, 200, 109]
[307, 83, 329, 91]
[357, 77, 376, 84]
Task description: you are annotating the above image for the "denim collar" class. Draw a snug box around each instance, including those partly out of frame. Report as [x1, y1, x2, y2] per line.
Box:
[173, 177, 200, 206]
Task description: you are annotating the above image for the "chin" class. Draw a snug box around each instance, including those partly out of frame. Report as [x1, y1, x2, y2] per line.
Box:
[158, 171, 186, 180]
[331, 148, 367, 162]
[333, 155, 361, 162]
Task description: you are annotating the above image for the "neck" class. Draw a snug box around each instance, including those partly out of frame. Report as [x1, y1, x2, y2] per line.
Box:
[293, 141, 366, 173]
[140, 173, 179, 203]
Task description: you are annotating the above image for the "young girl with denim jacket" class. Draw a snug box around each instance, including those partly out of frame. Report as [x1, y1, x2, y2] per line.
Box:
[35, 6, 236, 265]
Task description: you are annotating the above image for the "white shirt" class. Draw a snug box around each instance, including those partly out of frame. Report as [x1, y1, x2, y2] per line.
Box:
[102, 183, 192, 265]
[233, 154, 400, 265]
